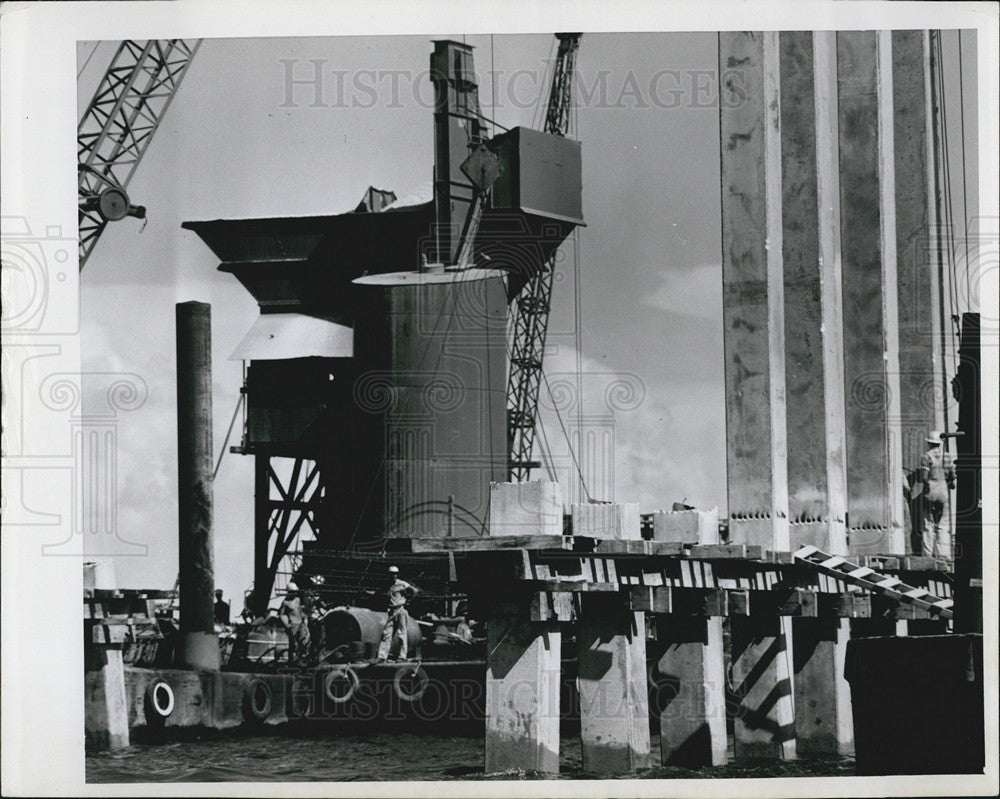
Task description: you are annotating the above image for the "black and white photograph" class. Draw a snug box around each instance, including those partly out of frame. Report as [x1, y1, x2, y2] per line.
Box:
[1, 1, 997, 796]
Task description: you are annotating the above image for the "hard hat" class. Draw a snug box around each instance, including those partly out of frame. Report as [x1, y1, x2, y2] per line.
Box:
[926, 431, 943, 445]
[388, 565, 399, 574]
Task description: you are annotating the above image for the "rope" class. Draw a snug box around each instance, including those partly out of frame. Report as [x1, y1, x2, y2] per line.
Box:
[542, 367, 591, 502]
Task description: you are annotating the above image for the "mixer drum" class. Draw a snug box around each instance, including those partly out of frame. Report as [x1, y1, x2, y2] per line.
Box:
[320, 606, 422, 662]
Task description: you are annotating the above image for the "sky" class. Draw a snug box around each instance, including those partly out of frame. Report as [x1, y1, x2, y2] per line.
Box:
[75, 30, 981, 603]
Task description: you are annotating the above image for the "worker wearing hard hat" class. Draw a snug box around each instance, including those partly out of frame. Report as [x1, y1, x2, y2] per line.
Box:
[279, 581, 311, 664]
[917, 431, 956, 557]
[376, 565, 419, 662]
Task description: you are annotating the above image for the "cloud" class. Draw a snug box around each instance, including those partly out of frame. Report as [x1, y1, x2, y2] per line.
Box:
[534, 345, 726, 514]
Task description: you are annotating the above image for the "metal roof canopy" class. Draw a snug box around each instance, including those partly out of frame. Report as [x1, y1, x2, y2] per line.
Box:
[230, 312, 353, 361]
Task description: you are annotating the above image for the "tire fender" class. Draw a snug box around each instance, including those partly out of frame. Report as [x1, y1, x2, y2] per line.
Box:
[323, 666, 360, 705]
[144, 680, 175, 723]
[393, 664, 429, 703]
[243, 678, 273, 722]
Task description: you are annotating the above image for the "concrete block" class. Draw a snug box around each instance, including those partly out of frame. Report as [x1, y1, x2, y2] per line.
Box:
[653, 617, 727, 767]
[485, 615, 561, 773]
[578, 597, 650, 774]
[489, 480, 562, 537]
[572, 502, 640, 540]
[652, 507, 719, 545]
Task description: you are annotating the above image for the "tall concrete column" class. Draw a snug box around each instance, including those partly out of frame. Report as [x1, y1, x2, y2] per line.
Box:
[176, 301, 220, 671]
[779, 31, 849, 555]
[731, 614, 796, 759]
[719, 31, 790, 551]
[577, 596, 650, 773]
[837, 31, 906, 555]
[484, 612, 561, 774]
[654, 616, 727, 767]
[893, 30, 940, 474]
[777, 31, 855, 756]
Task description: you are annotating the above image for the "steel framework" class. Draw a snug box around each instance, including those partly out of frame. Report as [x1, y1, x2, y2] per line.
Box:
[78, 39, 201, 269]
[252, 456, 326, 616]
[506, 33, 581, 480]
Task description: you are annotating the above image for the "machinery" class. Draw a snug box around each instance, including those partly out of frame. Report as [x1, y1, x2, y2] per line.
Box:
[77, 39, 200, 269]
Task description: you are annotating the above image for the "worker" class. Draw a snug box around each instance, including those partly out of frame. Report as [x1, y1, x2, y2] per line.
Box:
[278, 581, 311, 664]
[917, 431, 956, 557]
[214, 589, 230, 625]
[376, 565, 418, 662]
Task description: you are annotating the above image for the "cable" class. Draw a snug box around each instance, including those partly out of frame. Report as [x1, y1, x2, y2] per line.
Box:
[956, 30, 973, 309]
[77, 41, 101, 79]
[213, 392, 244, 480]
[542, 367, 591, 501]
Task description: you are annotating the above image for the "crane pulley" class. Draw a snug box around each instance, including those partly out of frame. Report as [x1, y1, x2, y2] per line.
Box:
[77, 39, 201, 270]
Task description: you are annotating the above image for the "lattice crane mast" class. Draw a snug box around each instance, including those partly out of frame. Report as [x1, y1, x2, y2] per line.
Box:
[506, 33, 582, 481]
[78, 39, 201, 270]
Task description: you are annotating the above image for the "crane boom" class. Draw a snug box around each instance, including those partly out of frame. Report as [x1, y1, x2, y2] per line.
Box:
[78, 39, 201, 270]
[506, 33, 582, 481]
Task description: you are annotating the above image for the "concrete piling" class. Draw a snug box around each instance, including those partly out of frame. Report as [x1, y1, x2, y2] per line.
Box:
[577, 595, 650, 773]
[484, 610, 561, 774]
[84, 561, 130, 749]
[792, 617, 853, 755]
[654, 616, 727, 767]
[176, 301, 220, 671]
[730, 615, 797, 760]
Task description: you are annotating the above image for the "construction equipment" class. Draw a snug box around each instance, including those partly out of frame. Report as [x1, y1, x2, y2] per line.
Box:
[506, 33, 582, 480]
[78, 39, 201, 270]
[794, 545, 953, 619]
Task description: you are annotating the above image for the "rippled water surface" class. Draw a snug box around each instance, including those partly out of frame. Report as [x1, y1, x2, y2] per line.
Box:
[87, 730, 855, 782]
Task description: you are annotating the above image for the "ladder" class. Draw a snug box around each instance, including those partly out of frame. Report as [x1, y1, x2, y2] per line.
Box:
[794, 545, 953, 619]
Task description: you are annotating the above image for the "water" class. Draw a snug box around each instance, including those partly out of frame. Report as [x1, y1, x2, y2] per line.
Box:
[87, 730, 855, 782]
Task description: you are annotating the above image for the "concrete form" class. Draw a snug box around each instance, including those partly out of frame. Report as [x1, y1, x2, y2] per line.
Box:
[572, 501, 641, 540]
[484, 613, 561, 774]
[489, 480, 563, 537]
[577, 596, 650, 773]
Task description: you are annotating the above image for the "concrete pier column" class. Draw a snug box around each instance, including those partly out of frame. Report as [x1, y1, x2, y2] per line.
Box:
[892, 30, 941, 476]
[837, 31, 906, 556]
[577, 595, 650, 773]
[718, 31, 789, 551]
[731, 614, 796, 759]
[84, 561, 129, 749]
[779, 31, 849, 554]
[176, 301, 220, 671]
[792, 617, 853, 755]
[484, 610, 561, 774]
[654, 616, 727, 767]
